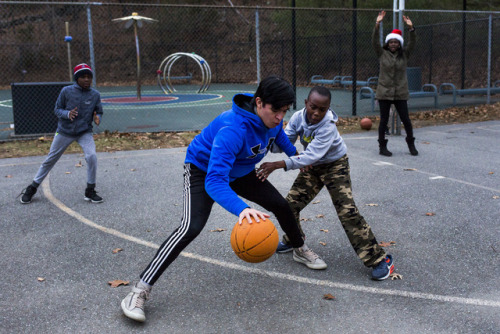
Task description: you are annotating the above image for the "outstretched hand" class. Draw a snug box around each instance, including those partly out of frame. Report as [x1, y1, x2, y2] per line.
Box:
[403, 15, 413, 28]
[256, 161, 285, 181]
[376, 11, 386, 24]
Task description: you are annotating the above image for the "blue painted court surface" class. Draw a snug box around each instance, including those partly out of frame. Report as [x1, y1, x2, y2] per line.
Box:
[1, 120, 499, 333]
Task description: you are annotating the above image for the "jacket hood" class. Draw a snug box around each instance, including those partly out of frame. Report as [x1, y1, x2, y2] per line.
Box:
[232, 93, 267, 129]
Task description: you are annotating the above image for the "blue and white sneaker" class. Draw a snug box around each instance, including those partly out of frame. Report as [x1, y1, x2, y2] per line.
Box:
[371, 255, 394, 280]
[276, 241, 293, 253]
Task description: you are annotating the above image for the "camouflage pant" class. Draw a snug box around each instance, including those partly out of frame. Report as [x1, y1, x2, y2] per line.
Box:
[284, 155, 386, 268]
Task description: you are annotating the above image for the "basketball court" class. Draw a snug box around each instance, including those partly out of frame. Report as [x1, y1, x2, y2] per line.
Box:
[1, 119, 499, 333]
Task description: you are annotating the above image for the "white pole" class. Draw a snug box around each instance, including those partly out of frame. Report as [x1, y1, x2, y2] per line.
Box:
[393, 0, 397, 28]
[399, 0, 405, 31]
[255, 7, 261, 84]
[487, 14, 492, 104]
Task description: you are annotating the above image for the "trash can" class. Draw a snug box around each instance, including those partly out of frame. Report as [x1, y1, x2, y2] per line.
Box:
[406, 67, 422, 92]
[11, 82, 73, 135]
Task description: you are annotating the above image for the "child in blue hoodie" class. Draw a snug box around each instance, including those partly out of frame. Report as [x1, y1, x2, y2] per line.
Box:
[19, 63, 103, 204]
[121, 76, 326, 323]
[257, 86, 394, 281]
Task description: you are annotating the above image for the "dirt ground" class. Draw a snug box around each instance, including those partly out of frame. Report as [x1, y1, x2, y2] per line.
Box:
[1, 102, 499, 159]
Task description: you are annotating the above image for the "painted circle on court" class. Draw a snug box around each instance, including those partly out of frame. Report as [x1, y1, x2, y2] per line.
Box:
[102, 94, 221, 105]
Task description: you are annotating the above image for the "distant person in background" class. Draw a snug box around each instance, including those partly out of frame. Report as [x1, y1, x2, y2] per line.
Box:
[373, 10, 418, 156]
[19, 63, 103, 204]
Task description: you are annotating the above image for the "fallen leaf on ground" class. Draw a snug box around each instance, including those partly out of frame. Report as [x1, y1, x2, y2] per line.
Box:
[422, 141, 430, 144]
[488, 172, 494, 175]
[316, 214, 324, 218]
[65, 172, 71, 174]
[390, 273, 403, 280]
[108, 279, 129, 288]
[312, 200, 321, 204]
[37, 277, 45, 282]
[379, 241, 396, 247]
[300, 218, 310, 221]
[320, 229, 329, 233]
[426, 212, 436, 216]
[493, 196, 499, 199]
[130, 168, 136, 172]
[5, 175, 13, 178]
[404, 168, 417, 171]
[112, 248, 123, 254]
[209, 228, 226, 232]
[366, 203, 379, 207]
[75, 161, 82, 167]
[319, 241, 327, 246]
[323, 293, 335, 300]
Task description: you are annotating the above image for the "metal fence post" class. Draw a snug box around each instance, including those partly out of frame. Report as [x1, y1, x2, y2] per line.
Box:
[255, 7, 261, 84]
[87, 3, 96, 87]
[487, 14, 492, 104]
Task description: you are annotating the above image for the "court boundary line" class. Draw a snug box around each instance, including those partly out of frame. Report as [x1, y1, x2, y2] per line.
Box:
[41, 176, 500, 308]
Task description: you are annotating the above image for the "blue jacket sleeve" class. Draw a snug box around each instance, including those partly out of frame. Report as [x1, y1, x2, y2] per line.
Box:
[205, 126, 250, 216]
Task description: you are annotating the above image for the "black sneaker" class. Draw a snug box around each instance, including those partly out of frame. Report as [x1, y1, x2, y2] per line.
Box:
[84, 188, 103, 203]
[20, 185, 37, 204]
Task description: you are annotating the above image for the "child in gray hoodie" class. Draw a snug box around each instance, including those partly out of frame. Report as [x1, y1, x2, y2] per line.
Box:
[257, 86, 394, 280]
[19, 63, 103, 204]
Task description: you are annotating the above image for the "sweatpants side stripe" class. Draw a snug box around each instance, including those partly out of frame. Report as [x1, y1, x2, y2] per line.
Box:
[142, 164, 192, 283]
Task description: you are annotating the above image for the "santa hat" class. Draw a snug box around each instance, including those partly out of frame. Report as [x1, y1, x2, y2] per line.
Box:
[385, 29, 404, 46]
[73, 63, 93, 81]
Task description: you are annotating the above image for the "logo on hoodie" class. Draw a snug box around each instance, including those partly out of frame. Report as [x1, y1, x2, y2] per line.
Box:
[247, 137, 275, 159]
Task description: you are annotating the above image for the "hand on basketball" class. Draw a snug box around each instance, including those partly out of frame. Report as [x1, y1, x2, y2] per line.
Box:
[239, 208, 270, 225]
[376, 11, 386, 24]
[403, 15, 413, 28]
[93, 111, 100, 125]
[256, 161, 285, 181]
[68, 107, 78, 121]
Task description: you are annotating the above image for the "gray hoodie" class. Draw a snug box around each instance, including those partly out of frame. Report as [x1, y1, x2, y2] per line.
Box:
[282, 108, 347, 171]
[54, 83, 103, 137]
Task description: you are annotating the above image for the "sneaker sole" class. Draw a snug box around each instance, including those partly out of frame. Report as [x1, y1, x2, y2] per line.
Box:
[84, 197, 103, 203]
[121, 298, 146, 322]
[20, 199, 31, 204]
[293, 254, 327, 270]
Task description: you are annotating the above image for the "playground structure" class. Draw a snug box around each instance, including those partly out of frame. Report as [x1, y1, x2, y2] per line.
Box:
[157, 52, 211, 94]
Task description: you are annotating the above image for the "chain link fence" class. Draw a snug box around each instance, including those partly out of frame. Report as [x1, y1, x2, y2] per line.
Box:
[0, 2, 499, 139]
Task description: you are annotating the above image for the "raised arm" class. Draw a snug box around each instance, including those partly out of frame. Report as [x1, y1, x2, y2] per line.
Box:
[372, 11, 386, 57]
[403, 15, 416, 57]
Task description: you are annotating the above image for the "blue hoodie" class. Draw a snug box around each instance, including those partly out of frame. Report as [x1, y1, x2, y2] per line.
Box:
[185, 93, 297, 216]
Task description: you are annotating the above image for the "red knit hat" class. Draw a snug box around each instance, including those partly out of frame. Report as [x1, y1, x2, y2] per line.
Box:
[385, 29, 404, 46]
[73, 63, 93, 81]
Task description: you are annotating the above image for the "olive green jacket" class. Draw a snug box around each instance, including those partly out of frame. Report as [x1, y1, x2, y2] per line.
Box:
[372, 25, 416, 101]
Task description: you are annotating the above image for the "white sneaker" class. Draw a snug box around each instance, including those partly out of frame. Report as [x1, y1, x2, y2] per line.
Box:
[121, 282, 151, 322]
[293, 244, 327, 270]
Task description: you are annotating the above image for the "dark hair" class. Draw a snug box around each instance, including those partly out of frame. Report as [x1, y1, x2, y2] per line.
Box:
[251, 76, 295, 109]
[308, 86, 331, 101]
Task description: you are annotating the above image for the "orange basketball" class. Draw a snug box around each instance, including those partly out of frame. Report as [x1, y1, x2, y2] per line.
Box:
[230, 217, 279, 263]
[360, 117, 372, 130]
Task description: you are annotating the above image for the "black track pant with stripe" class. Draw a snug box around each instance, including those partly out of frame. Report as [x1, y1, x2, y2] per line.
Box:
[140, 163, 305, 285]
